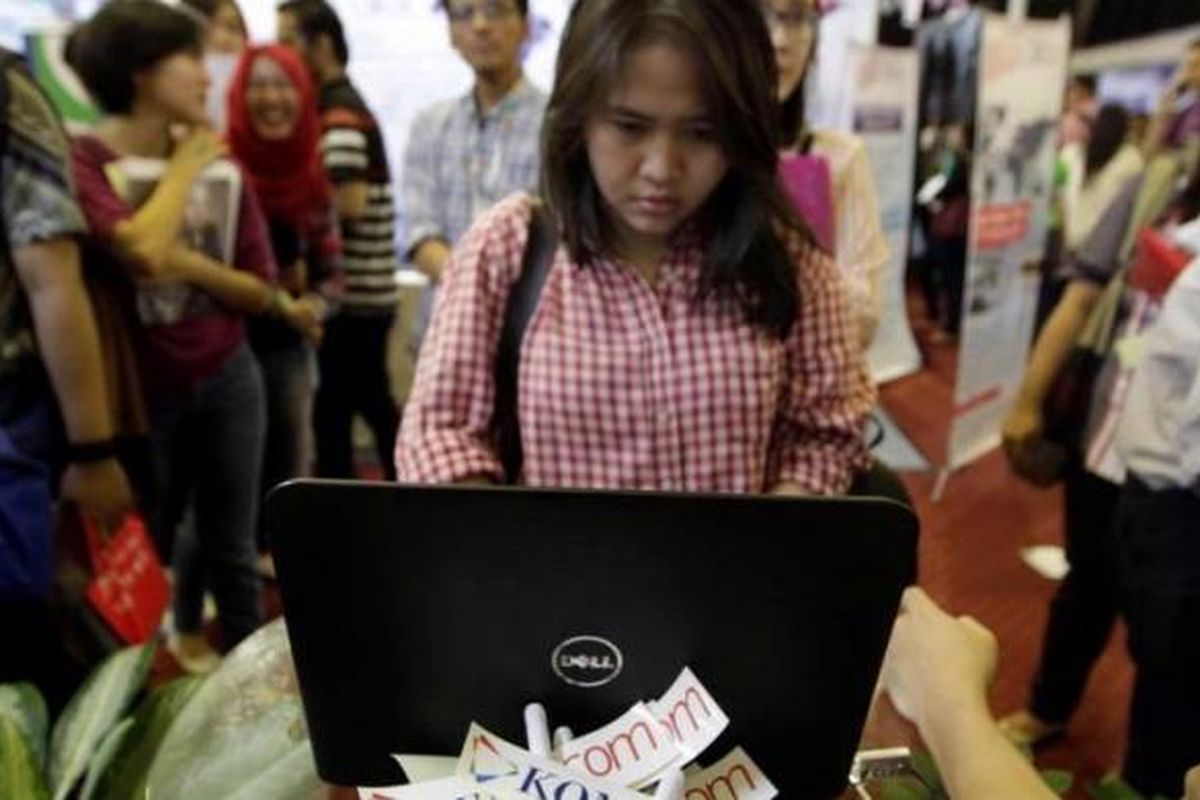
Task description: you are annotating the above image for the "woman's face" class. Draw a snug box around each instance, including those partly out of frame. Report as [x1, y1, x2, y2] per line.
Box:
[245, 56, 301, 141]
[139, 49, 211, 127]
[763, 0, 816, 102]
[208, 2, 248, 55]
[584, 41, 729, 265]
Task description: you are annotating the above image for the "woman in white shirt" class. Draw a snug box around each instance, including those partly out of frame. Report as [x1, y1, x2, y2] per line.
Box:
[1060, 104, 1145, 252]
[763, 0, 891, 347]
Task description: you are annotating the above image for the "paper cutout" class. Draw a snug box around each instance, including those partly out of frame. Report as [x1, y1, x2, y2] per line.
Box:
[360, 668, 762, 800]
[681, 748, 778, 800]
[648, 668, 730, 762]
[555, 703, 678, 788]
[393, 755, 459, 783]
[456, 723, 646, 800]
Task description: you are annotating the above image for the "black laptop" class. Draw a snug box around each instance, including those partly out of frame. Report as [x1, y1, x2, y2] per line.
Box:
[268, 481, 917, 798]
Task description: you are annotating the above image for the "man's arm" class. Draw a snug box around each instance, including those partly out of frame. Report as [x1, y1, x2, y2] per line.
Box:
[411, 238, 452, 284]
[402, 107, 452, 283]
[881, 588, 1057, 800]
[334, 181, 369, 221]
[12, 239, 132, 522]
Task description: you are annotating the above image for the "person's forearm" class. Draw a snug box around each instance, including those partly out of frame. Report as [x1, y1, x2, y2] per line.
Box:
[1014, 282, 1097, 408]
[921, 698, 1056, 800]
[412, 238, 452, 284]
[16, 242, 114, 443]
[166, 245, 272, 314]
[1142, 97, 1176, 156]
[335, 181, 370, 221]
[110, 159, 203, 274]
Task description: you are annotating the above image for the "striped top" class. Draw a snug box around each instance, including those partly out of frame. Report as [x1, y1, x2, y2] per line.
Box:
[319, 76, 398, 314]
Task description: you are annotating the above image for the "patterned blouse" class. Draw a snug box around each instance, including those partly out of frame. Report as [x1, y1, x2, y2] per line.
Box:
[396, 193, 874, 495]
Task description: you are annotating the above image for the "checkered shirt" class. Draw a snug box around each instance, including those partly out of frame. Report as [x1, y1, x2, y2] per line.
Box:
[402, 79, 546, 255]
[396, 193, 875, 494]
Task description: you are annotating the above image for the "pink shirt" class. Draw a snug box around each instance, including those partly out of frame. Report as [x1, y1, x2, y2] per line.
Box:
[396, 194, 874, 495]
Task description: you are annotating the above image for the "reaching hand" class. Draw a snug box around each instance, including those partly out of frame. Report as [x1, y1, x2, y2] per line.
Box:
[880, 587, 998, 733]
[283, 295, 325, 343]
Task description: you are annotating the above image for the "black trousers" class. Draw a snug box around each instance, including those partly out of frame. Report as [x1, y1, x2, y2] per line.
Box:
[1028, 465, 1121, 724]
[313, 313, 400, 482]
[1117, 477, 1200, 798]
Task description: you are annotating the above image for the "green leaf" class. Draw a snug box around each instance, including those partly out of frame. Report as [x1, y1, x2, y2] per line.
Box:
[48, 643, 154, 800]
[0, 682, 49, 773]
[1089, 775, 1146, 800]
[1041, 769, 1074, 795]
[879, 777, 932, 800]
[146, 620, 322, 800]
[910, 750, 946, 796]
[91, 676, 204, 800]
[0, 715, 51, 800]
[79, 718, 135, 800]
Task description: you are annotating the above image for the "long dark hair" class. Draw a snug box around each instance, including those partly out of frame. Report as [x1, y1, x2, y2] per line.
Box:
[1084, 104, 1129, 179]
[540, 0, 810, 339]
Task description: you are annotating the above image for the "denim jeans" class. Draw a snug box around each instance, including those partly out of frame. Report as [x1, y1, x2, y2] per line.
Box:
[313, 313, 399, 481]
[254, 341, 317, 550]
[149, 342, 265, 648]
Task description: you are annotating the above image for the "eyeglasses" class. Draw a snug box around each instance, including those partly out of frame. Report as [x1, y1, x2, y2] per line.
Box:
[446, 0, 520, 23]
[762, 5, 818, 31]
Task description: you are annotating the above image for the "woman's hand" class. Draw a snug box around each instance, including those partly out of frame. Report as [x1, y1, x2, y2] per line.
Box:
[1001, 399, 1044, 460]
[170, 127, 227, 176]
[281, 293, 325, 343]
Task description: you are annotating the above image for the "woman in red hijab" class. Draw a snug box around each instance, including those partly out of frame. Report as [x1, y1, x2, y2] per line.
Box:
[227, 44, 341, 570]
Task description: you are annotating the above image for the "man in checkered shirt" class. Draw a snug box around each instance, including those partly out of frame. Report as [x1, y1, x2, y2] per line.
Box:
[403, 0, 547, 341]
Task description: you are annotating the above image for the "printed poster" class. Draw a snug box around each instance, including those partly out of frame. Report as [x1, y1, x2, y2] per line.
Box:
[851, 45, 923, 384]
[947, 13, 1071, 469]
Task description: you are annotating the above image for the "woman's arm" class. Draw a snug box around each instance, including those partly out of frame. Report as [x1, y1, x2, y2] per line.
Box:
[769, 243, 875, 495]
[108, 129, 226, 277]
[395, 196, 535, 484]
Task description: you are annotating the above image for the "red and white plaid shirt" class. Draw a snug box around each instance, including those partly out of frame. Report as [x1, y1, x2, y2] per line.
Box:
[396, 194, 874, 494]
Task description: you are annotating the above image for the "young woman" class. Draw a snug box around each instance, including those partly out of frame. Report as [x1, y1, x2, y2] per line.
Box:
[1000, 154, 1200, 749]
[765, 0, 890, 346]
[227, 44, 340, 565]
[396, 0, 873, 495]
[179, 0, 248, 56]
[1060, 104, 1144, 252]
[67, 0, 319, 669]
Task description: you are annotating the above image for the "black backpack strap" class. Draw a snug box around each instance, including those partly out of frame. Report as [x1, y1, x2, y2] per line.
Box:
[493, 202, 557, 484]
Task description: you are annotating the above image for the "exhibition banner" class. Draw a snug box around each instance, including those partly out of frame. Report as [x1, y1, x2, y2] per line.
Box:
[851, 46, 923, 384]
[947, 13, 1071, 469]
[24, 27, 99, 130]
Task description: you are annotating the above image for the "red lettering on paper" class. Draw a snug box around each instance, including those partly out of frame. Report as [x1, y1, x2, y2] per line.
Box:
[683, 763, 759, 800]
[660, 687, 712, 741]
[566, 717, 665, 778]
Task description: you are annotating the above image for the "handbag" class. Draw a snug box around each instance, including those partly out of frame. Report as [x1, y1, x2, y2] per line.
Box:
[67, 510, 170, 644]
[778, 154, 837, 255]
[492, 203, 558, 484]
[1013, 267, 1128, 487]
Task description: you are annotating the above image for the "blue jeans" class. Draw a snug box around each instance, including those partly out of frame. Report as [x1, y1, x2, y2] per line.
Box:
[149, 343, 264, 648]
[253, 341, 317, 550]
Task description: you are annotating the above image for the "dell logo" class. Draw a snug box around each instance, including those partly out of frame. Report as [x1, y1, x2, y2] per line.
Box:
[551, 636, 624, 688]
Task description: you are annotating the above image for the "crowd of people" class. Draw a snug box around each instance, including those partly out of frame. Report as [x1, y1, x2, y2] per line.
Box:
[0, 0, 1198, 796]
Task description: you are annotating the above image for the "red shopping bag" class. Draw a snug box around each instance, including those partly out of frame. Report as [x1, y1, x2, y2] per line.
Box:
[1130, 227, 1194, 300]
[80, 513, 170, 644]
